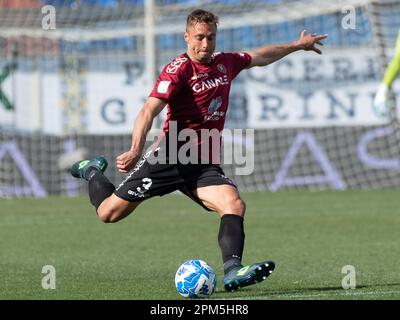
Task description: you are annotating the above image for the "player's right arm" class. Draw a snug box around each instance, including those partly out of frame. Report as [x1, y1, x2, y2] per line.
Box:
[116, 55, 185, 172]
[116, 97, 166, 173]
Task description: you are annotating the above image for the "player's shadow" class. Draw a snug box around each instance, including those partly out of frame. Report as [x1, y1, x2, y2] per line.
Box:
[267, 285, 368, 295]
[213, 282, 400, 298]
[272, 282, 400, 295]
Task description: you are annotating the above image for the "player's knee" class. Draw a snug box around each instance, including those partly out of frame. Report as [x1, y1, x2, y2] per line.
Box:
[224, 197, 246, 217]
[236, 198, 246, 217]
[97, 208, 120, 223]
[97, 209, 113, 223]
[96, 197, 138, 223]
[97, 204, 138, 223]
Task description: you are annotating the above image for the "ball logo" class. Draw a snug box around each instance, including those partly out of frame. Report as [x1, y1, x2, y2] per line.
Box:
[175, 259, 217, 298]
[217, 64, 227, 74]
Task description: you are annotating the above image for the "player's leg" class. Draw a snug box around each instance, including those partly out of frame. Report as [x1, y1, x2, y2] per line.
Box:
[194, 184, 246, 217]
[72, 147, 184, 223]
[194, 184, 246, 269]
[93, 192, 141, 223]
[191, 181, 275, 292]
[70, 156, 142, 223]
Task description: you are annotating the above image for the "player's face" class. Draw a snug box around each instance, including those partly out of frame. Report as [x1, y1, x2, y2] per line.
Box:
[184, 22, 217, 64]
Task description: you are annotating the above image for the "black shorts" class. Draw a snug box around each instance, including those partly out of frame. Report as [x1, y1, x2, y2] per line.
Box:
[114, 148, 236, 211]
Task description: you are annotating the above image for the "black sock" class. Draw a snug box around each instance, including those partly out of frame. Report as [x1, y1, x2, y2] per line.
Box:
[85, 167, 99, 180]
[88, 171, 115, 209]
[218, 214, 245, 274]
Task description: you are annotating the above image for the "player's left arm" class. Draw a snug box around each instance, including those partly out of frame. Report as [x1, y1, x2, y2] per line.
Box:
[374, 30, 400, 113]
[247, 30, 328, 68]
[383, 30, 400, 88]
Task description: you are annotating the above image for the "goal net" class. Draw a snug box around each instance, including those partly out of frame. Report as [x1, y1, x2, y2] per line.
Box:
[1, 0, 400, 197]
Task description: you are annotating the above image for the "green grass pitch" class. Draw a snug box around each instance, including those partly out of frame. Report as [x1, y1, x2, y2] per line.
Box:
[0, 190, 399, 300]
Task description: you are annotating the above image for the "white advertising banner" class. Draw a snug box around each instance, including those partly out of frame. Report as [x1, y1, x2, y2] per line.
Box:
[0, 72, 62, 134]
[245, 48, 398, 128]
[0, 70, 149, 135]
[1, 48, 398, 134]
[86, 72, 148, 134]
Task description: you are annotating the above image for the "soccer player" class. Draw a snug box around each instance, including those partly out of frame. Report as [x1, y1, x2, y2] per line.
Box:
[374, 29, 400, 116]
[71, 9, 327, 291]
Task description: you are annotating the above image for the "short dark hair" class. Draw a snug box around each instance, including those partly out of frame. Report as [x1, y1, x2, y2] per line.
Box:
[186, 9, 219, 30]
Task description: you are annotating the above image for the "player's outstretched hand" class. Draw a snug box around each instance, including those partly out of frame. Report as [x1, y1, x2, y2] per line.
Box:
[116, 150, 141, 173]
[296, 30, 328, 54]
[373, 83, 390, 117]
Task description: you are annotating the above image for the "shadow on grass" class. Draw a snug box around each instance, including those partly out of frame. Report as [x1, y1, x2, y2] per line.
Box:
[212, 282, 400, 299]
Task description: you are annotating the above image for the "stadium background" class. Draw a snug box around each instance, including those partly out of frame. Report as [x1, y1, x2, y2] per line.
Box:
[1, 0, 400, 300]
[1, 0, 400, 196]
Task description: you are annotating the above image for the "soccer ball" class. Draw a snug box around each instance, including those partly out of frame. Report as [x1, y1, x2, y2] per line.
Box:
[175, 259, 217, 298]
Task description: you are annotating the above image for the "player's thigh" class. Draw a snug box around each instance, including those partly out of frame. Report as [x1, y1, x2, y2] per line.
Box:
[193, 184, 245, 217]
[97, 193, 142, 223]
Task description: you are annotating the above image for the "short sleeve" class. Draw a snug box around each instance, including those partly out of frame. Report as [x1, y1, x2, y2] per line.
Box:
[228, 52, 252, 79]
[149, 64, 183, 102]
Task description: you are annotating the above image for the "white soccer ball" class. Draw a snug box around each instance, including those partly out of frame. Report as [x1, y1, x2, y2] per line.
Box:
[175, 259, 217, 298]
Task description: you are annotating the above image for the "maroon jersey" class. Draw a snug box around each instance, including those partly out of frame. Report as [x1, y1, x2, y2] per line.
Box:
[149, 52, 251, 163]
